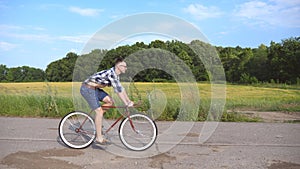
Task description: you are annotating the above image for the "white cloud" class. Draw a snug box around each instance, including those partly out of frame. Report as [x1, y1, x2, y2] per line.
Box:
[234, 0, 300, 28]
[38, 3, 63, 10]
[0, 24, 46, 31]
[69, 6, 103, 17]
[235, 1, 271, 18]
[271, 0, 300, 6]
[59, 34, 91, 43]
[8, 33, 51, 42]
[0, 41, 17, 51]
[30, 26, 47, 31]
[0, 24, 50, 42]
[0, 24, 23, 31]
[219, 31, 229, 35]
[183, 4, 223, 20]
[0, 24, 91, 44]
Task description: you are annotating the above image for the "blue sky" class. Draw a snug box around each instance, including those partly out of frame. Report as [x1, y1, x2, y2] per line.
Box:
[0, 0, 299, 70]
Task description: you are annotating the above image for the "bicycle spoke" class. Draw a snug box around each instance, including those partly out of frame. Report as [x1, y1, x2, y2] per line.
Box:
[66, 119, 77, 131]
[59, 111, 96, 149]
[119, 114, 157, 151]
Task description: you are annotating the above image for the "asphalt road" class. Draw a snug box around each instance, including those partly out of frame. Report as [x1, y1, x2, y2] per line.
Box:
[0, 117, 299, 169]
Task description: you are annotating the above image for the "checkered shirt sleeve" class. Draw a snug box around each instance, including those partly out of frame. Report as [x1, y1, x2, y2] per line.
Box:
[85, 67, 123, 93]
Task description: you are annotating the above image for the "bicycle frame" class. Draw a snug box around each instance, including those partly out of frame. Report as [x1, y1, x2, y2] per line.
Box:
[77, 105, 138, 135]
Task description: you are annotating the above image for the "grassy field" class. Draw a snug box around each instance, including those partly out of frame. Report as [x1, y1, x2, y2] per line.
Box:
[0, 82, 299, 121]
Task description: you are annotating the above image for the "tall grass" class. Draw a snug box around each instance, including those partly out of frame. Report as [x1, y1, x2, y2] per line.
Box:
[0, 83, 74, 117]
[0, 95, 74, 117]
[0, 82, 299, 121]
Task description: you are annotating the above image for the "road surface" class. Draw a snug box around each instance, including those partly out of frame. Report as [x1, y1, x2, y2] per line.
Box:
[0, 117, 299, 169]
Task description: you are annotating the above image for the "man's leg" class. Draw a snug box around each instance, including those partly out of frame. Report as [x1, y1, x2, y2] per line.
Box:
[95, 96, 114, 142]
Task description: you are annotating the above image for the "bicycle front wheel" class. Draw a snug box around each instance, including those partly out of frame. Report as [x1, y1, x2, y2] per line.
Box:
[119, 114, 157, 151]
[58, 111, 96, 149]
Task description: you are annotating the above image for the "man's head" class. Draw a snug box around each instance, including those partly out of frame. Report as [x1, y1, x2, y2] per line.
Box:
[115, 57, 124, 65]
[115, 57, 127, 74]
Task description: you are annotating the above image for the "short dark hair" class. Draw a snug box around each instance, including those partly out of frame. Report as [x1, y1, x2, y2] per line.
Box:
[114, 57, 124, 65]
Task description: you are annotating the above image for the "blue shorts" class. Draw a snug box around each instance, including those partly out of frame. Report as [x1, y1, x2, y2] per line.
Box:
[80, 85, 109, 110]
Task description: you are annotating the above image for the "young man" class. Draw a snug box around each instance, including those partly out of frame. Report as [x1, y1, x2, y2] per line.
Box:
[80, 57, 134, 144]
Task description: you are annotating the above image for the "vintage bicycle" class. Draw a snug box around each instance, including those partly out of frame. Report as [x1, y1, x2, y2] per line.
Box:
[58, 103, 157, 151]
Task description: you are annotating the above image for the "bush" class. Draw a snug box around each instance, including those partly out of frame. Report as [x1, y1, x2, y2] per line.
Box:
[239, 73, 259, 84]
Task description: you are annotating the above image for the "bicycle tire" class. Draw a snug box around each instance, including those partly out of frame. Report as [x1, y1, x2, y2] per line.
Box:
[58, 111, 96, 149]
[119, 114, 157, 151]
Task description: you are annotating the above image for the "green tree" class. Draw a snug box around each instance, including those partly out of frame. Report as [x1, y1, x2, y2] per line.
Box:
[267, 37, 300, 84]
[246, 44, 269, 82]
[46, 52, 78, 82]
[217, 47, 239, 82]
[0, 64, 8, 82]
[280, 37, 300, 83]
[218, 46, 253, 83]
[43, 36, 300, 84]
[6, 66, 45, 82]
[149, 40, 167, 49]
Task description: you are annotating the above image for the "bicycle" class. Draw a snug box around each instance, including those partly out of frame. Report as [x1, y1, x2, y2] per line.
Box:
[58, 103, 158, 151]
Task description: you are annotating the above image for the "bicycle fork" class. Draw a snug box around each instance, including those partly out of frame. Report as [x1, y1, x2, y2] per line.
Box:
[125, 108, 139, 134]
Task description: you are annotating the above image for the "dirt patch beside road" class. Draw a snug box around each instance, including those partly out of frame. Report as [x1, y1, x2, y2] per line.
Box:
[268, 161, 300, 169]
[149, 153, 176, 168]
[236, 111, 300, 122]
[1, 148, 84, 169]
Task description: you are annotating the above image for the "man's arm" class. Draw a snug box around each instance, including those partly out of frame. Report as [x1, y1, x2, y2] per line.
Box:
[108, 73, 133, 106]
[117, 90, 133, 106]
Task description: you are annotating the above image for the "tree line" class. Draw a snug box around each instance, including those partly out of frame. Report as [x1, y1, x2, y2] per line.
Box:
[1, 37, 299, 84]
[0, 65, 45, 82]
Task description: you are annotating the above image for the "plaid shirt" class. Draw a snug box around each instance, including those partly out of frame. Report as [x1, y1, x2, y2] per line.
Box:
[84, 67, 123, 93]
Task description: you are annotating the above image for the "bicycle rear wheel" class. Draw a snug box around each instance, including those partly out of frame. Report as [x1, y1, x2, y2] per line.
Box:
[58, 111, 96, 149]
[119, 114, 157, 151]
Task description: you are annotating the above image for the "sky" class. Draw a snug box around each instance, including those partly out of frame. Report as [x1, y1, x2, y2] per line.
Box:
[0, 0, 299, 70]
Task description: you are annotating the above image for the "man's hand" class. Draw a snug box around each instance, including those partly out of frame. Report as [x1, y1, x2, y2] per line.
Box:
[127, 101, 134, 107]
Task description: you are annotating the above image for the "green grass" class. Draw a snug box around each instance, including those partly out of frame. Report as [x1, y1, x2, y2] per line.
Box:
[0, 82, 299, 121]
[0, 95, 74, 117]
[225, 85, 300, 112]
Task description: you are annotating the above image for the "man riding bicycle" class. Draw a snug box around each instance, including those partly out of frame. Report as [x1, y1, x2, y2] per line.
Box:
[80, 57, 134, 144]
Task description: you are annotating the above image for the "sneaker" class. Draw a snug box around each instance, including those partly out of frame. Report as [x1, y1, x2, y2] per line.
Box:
[94, 138, 110, 145]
